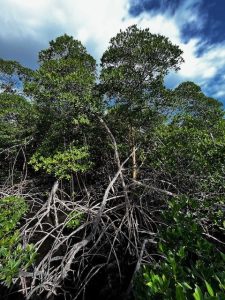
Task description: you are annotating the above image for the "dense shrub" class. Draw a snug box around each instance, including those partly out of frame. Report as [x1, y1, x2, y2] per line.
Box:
[0, 196, 36, 286]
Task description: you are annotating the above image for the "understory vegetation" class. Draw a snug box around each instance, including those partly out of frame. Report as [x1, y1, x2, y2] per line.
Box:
[1, 25, 225, 300]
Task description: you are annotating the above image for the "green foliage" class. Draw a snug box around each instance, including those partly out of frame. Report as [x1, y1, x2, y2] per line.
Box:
[134, 196, 225, 299]
[24, 34, 100, 181]
[100, 25, 184, 177]
[0, 93, 35, 150]
[1, 25, 225, 299]
[0, 196, 28, 234]
[173, 82, 224, 125]
[25, 34, 97, 139]
[72, 114, 91, 126]
[29, 146, 92, 179]
[100, 24, 183, 105]
[133, 81, 225, 299]
[0, 58, 34, 92]
[66, 210, 85, 229]
[0, 196, 36, 286]
[0, 233, 36, 286]
[148, 118, 225, 193]
[0, 92, 36, 183]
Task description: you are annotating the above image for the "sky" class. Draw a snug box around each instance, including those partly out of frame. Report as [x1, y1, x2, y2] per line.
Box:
[0, 0, 225, 102]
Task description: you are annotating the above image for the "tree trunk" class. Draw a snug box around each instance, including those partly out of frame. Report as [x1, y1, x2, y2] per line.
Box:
[132, 145, 137, 180]
[131, 127, 137, 180]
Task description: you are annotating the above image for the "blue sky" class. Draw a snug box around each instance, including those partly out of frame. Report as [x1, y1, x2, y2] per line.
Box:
[0, 0, 225, 102]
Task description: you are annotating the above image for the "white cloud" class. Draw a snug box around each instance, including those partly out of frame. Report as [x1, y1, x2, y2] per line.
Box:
[0, 0, 130, 60]
[137, 13, 180, 43]
[173, 0, 205, 29]
[214, 90, 225, 98]
[0, 0, 224, 99]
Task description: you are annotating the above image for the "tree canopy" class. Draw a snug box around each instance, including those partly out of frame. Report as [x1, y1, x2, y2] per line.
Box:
[0, 26, 225, 300]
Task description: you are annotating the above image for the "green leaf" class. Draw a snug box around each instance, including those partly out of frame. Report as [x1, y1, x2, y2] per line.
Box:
[205, 281, 214, 296]
[182, 282, 192, 290]
[176, 285, 186, 300]
[193, 286, 203, 300]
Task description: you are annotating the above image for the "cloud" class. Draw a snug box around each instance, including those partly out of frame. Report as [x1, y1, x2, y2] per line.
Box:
[0, 0, 224, 101]
[0, 0, 130, 64]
